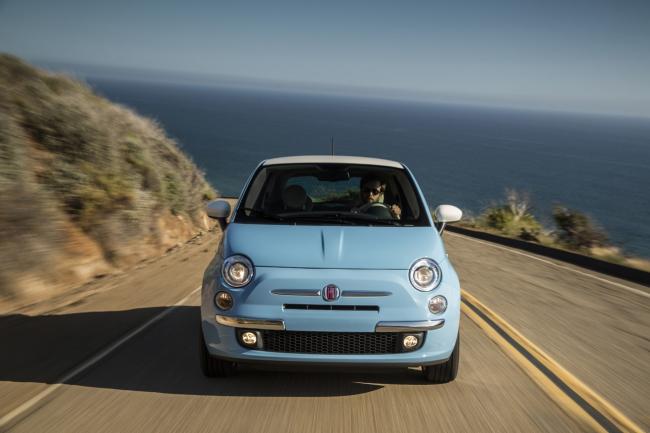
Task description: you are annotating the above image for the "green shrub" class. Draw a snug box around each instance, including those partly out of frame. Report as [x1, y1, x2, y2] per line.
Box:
[318, 188, 359, 203]
[478, 189, 542, 241]
[552, 206, 609, 250]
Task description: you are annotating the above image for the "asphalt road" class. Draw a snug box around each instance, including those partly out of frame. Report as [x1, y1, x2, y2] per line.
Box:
[445, 232, 650, 429]
[0, 228, 648, 432]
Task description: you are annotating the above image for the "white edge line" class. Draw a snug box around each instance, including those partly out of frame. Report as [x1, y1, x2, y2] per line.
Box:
[448, 232, 650, 299]
[0, 285, 202, 430]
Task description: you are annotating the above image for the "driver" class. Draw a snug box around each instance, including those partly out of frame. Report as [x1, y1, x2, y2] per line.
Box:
[354, 175, 402, 219]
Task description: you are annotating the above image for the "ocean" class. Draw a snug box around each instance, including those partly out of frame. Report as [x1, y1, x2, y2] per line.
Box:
[88, 79, 650, 257]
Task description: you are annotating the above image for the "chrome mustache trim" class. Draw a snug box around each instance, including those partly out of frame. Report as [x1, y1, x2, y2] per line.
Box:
[271, 289, 321, 296]
[271, 289, 391, 297]
[342, 290, 391, 297]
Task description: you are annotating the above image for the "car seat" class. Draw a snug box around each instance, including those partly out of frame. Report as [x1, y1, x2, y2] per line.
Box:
[282, 185, 313, 211]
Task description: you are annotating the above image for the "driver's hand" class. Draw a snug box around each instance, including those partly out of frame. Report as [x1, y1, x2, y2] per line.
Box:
[390, 204, 402, 219]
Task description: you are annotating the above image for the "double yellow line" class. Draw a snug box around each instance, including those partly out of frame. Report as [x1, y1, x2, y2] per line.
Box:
[461, 289, 644, 433]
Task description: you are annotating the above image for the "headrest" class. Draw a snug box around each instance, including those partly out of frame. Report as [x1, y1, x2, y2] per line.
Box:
[282, 185, 308, 211]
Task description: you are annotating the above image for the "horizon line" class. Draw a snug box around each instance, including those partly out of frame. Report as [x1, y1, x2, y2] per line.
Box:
[27, 56, 650, 121]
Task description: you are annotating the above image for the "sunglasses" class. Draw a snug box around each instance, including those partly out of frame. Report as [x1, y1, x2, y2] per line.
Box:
[362, 187, 383, 196]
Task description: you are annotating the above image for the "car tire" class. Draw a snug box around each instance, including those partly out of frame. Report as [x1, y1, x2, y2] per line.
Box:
[200, 325, 236, 377]
[422, 333, 459, 383]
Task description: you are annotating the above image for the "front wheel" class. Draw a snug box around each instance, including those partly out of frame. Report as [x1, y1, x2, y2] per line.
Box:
[422, 334, 459, 383]
[199, 325, 236, 377]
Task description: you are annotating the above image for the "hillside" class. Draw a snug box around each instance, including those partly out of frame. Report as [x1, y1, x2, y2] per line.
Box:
[0, 54, 217, 307]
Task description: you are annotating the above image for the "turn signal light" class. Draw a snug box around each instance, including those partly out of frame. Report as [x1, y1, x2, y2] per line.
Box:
[215, 291, 234, 310]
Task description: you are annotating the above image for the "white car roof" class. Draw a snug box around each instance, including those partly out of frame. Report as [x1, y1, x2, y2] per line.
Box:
[262, 155, 404, 169]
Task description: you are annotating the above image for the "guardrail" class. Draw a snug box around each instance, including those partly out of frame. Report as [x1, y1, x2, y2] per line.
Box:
[447, 225, 650, 287]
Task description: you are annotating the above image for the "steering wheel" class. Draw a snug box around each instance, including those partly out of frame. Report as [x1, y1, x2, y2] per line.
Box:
[358, 202, 390, 211]
[357, 202, 393, 218]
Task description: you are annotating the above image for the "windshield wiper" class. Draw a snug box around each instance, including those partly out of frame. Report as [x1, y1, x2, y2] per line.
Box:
[367, 218, 403, 226]
[279, 212, 403, 226]
[240, 207, 286, 222]
[340, 214, 403, 226]
[277, 213, 360, 225]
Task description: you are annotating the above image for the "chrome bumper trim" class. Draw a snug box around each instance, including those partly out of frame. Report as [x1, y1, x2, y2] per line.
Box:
[215, 315, 286, 330]
[375, 319, 445, 332]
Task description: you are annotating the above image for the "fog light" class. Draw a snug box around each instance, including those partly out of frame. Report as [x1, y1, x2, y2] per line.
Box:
[215, 291, 233, 310]
[428, 295, 447, 314]
[403, 335, 419, 349]
[241, 331, 257, 346]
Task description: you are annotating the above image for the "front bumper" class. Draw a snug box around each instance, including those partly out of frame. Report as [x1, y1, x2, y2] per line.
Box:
[201, 266, 460, 367]
[202, 319, 456, 367]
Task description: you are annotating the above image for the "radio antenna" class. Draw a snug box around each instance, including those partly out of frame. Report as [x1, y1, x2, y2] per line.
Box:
[330, 137, 334, 156]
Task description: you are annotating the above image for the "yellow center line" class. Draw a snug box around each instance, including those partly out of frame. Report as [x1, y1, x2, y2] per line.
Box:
[461, 288, 644, 433]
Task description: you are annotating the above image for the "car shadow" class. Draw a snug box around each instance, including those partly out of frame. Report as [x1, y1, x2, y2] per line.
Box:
[0, 306, 432, 398]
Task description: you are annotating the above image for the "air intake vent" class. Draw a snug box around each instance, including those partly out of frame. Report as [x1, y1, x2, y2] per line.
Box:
[260, 331, 402, 354]
[283, 304, 379, 312]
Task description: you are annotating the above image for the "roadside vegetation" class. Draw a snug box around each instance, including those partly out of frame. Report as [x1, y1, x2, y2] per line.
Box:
[474, 189, 542, 241]
[0, 54, 216, 305]
[459, 189, 649, 271]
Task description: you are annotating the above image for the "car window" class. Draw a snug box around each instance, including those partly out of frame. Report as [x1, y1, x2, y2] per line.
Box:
[286, 176, 359, 204]
[236, 163, 430, 227]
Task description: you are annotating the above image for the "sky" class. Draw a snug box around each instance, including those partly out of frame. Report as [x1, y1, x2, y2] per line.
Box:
[1, 0, 649, 116]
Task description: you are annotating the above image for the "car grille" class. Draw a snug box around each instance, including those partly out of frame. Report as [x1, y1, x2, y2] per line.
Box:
[260, 330, 402, 354]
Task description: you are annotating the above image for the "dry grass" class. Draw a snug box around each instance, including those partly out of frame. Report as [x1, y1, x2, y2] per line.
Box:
[0, 53, 217, 300]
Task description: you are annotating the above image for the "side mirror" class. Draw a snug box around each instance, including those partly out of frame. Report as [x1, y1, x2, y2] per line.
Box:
[206, 200, 232, 230]
[433, 204, 462, 234]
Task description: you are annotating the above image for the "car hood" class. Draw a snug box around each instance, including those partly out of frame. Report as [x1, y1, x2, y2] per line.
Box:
[224, 223, 445, 269]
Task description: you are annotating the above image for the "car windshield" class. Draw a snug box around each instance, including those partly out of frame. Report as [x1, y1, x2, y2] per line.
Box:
[234, 163, 430, 227]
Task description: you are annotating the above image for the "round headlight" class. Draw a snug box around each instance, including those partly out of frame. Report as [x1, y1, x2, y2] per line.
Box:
[222, 255, 254, 287]
[409, 258, 442, 291]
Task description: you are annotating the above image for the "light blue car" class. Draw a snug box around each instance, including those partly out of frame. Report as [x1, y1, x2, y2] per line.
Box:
[200, 156, 463, 382]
